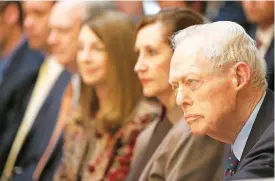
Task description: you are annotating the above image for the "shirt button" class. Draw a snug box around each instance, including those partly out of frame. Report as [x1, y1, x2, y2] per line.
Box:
[14, 166, 23, 175]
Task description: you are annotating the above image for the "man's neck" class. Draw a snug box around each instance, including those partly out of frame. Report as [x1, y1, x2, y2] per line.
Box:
[65, 61, 77, 74]
[231, 87, 265, 143]
[211, 86, 265, 144]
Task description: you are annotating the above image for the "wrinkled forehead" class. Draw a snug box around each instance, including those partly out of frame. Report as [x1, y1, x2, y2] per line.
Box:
[169, 40, 212, 82]
[171, 38, 201, 68]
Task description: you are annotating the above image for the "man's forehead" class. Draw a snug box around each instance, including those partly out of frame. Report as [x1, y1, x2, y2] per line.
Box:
[176, 37, 201, 52]
[170, 48, 211, 81]
[171, 43, 198, 65]
[169, 62, 200, 80]
[24, 1, 53, 11]
[49, 8, 76, 27]
[51, 1, 84, 21]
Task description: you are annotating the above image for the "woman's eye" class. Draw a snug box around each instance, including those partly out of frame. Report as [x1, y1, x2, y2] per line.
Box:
[171, 84, 179, 90]
[148, 48, 157, 56]
[135, 50, 140, 56]
[94, 46, 105, 51]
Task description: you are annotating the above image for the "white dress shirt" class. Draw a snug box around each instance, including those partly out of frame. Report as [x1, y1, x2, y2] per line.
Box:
[256, 24, 274, 56]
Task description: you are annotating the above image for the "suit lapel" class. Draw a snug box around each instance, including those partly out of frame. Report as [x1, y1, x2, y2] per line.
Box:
[240, 90, 274, 163]
[0, 41, 43, 112]
[265, 39, 274, 90]
[266, 39, 274, 61]
[36, 70, 71, 116]
[247, 25, 256, 39]
[0, 41, 28, 97]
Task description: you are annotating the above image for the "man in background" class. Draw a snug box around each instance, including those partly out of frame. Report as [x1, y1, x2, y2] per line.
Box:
[32, 2, 86, 179]
[242, 1, 274, 91]
[114, 1, 144, 22]
[0, 1, 70, 181]
[157, 1, 207, 15]
[0, 1, 43, 179]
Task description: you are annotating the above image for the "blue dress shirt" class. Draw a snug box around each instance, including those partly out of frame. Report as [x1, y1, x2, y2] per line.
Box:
[232, 91, 266, 160]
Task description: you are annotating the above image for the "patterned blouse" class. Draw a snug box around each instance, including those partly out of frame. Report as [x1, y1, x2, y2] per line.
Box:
[54, 98, 161, 181]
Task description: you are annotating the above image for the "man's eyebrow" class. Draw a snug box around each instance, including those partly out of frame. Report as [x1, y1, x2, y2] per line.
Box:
[170, 71, 201, 83]
[169, 75, 186, 84]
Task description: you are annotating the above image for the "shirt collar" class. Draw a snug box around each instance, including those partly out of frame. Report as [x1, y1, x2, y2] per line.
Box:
[45, 55, 64, 73]
[256, 24, 274, 54]
[232, 91, 266, 160]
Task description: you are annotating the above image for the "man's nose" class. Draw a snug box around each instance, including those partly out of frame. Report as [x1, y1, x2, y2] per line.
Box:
[176, 87, 193, 108]
[47, 31, 58, 45]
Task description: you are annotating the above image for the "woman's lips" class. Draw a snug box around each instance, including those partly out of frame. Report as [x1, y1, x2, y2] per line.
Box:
[140, 78, 151, 84]
[84, 67, 98, 74]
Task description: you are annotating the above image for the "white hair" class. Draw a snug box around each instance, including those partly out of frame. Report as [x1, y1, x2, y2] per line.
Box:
[171, 21, 267, 89]
[54, 1, 86, 22]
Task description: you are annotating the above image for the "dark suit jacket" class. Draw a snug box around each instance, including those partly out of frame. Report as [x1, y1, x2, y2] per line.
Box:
[13, 71, 70, 181]
[12, 70, 70, 181]
[0, 40, 71, 181]
[223, 89, 274, 180]
[212, 2, 253, 32]
[0, 40, 44, 176]
[248, 26, 274, 91]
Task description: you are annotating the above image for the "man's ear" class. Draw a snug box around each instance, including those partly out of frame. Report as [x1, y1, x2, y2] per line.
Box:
[232, 62, 251, 90]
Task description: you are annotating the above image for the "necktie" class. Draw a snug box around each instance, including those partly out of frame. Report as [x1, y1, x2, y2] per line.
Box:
[224, 150, 239, 177]
[256, 37, 262, 49]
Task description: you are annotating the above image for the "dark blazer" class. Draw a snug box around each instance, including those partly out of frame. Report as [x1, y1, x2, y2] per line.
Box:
[0, 40, 44, 176]
[264, 41, 274, 91]
[212, 2, 253, 32]
[12, 70, 70, 181]
[248, 26, 274, 91]
[0, 40, 71, 181]
[223, 89, 274, 180]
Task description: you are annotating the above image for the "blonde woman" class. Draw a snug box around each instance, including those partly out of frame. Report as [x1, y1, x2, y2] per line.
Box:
[54, 11, 161, 181]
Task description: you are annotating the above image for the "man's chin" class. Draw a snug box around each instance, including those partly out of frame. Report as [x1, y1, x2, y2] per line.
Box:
[28, 41, 42, 50]
[55, 57, 67, 66]
[190, 129, 206, 136]
[189, 123, 207, 136]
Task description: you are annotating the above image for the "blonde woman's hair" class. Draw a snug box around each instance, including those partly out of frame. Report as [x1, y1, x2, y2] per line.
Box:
[80, 11, 142, 133]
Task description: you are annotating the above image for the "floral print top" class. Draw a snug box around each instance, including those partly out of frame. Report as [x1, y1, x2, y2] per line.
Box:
[54, 98, 161, 181]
